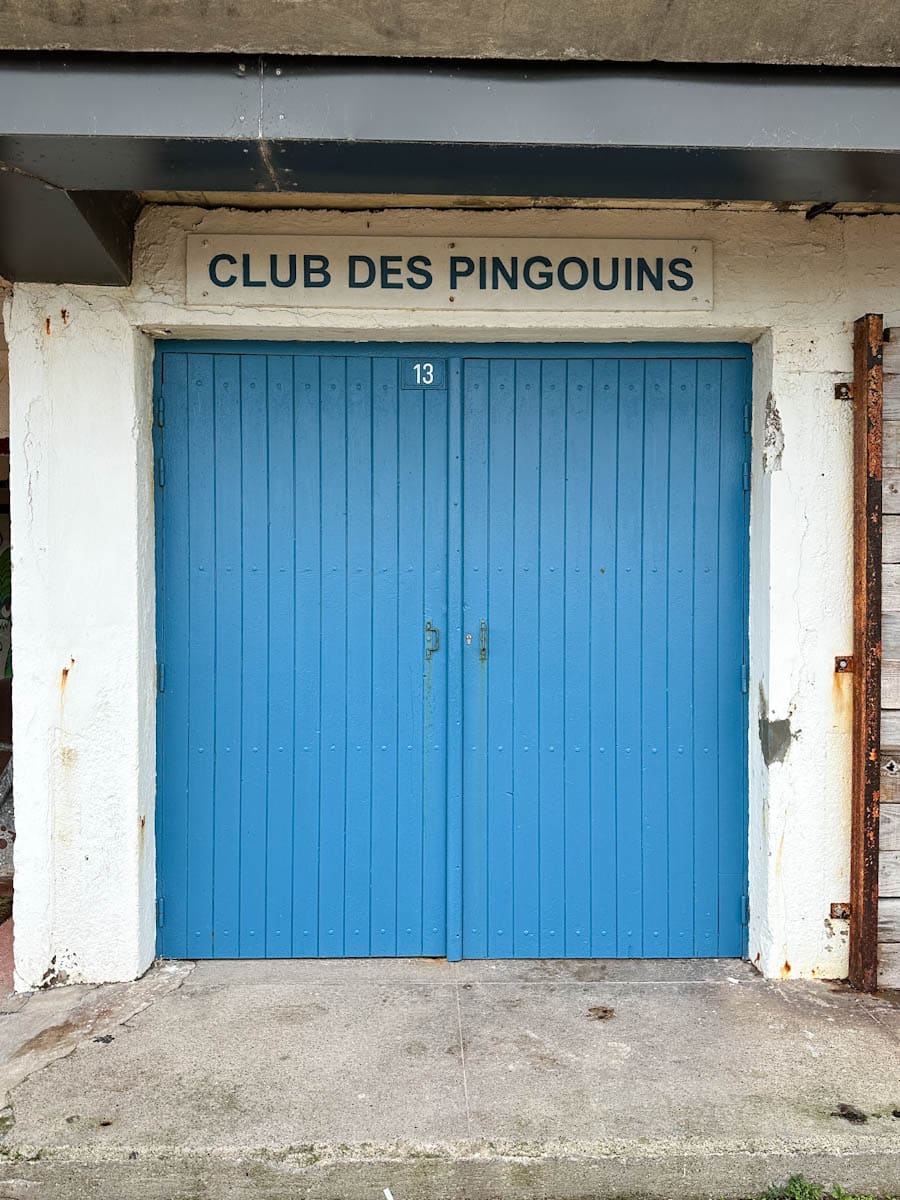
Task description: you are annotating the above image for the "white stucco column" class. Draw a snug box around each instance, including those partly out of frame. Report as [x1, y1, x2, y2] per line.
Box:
[747, 331, 854, 979]
[5, 287, 156, 988]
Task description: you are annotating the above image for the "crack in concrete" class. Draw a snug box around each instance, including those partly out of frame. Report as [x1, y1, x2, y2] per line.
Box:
[453, 979, 473, 1135]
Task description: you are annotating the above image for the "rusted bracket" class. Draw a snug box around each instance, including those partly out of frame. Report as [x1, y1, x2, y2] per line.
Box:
[830, 902, 852, 920]
[835, 382, 854, 401]
[835, 655, 854, 673]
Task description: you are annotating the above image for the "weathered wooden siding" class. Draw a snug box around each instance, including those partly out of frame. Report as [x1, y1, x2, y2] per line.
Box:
[879, 334, 900, 987]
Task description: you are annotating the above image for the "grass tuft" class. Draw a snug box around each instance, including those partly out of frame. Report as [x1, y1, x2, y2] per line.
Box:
[758, 1176, 896, 1200]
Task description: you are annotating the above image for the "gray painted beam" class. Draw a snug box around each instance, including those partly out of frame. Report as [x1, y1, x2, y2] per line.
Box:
[2, 58, 900, 203]
[0, 175, 137, 283]
[5, 55, 900, 282]
[3, 57, 900, 152]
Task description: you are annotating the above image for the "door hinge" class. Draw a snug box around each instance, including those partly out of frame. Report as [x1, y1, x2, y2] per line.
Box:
[156, 391, 165, 428]
[742, 461, 750, 492]
[156, 897, 165, 929]
[157, 456, 165, 488]
[741, 662, 749, 694]
[157, 663, 165, 693]
[741, 895, 750, 926]
[744, 401, 752, 434]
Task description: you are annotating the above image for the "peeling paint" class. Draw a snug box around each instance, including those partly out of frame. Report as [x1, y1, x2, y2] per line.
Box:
[759, 714, 793, 765]
[763, 390, 784, 471]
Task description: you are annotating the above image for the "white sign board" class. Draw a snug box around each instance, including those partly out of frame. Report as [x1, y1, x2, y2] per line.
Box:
[186, 236, 712, 311]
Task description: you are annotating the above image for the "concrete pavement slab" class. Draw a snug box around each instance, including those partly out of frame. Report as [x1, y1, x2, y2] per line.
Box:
[0, 959, 895, 1199]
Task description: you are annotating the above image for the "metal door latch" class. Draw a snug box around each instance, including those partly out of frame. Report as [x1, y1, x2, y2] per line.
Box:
[479, 619, 488, 662]
[425, 621, 440, 659]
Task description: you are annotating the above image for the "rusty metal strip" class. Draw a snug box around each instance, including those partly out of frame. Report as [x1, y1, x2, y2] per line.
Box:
[850, 312, 883, 991]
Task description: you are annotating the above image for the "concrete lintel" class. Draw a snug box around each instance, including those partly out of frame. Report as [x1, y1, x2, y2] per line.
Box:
[0, 1, 899, 69]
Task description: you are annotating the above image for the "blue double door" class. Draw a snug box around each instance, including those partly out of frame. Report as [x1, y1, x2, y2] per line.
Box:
[156, 343, 750, 961]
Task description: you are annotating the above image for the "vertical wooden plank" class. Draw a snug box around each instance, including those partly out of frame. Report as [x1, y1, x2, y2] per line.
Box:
[344, 357, 374, 956]
[317, 355, 348, 956]
[537, 358, 566, 957]
[511, 358, 541, 957]
[211, 355, 243, 957]
[461, 358, 489, 957]
[157, 352, 190, 958]
[692, 359, 722, 955]
[422, 365, 450, 957]
[292, 355, 322, 956]
[486, 359, 515, 957]
[665, 359, 697, 956]
[264, 356, 295, 957]
[851, 313, 883, 991]
[445, 359, 465, 960]
[589, 360, 619, 957]
[238, 354, 269, 955]
[186, 355, 216, 959]
[369, 358, 400, 956]
[396, 381, 426, 956]
[615, 359, 645, 956]
[640, 358, 670, 955]
[563, 359, 592, 955]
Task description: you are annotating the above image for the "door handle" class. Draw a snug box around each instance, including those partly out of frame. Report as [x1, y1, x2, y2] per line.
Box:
[479, 619, 488, 662]
[425, 621, 440, 659]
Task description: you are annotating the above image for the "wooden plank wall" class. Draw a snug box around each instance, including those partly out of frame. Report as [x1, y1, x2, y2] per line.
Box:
[879, 333, 900, 986]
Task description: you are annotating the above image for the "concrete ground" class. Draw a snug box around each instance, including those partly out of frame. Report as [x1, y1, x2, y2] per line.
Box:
[0, 959, 897, 1200]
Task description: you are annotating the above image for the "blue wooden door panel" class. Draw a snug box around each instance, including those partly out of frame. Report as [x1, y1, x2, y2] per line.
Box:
[156, 343, 749, 961]
[156, 351, 448, 958]
[459, 353, 749, 959]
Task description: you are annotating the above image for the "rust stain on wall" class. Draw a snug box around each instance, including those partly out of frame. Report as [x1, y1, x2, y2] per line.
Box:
[832, 667, 852, 721]
[60, 657, 75, 693]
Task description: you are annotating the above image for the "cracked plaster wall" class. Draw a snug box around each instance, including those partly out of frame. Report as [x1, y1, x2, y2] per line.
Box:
[7, 203, 900, 986]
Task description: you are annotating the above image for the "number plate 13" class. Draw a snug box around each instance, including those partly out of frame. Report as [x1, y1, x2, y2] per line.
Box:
[400, 359, 447, 390]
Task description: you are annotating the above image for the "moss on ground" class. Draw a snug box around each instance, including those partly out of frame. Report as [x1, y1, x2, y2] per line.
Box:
[756, 1176, 898, 1200]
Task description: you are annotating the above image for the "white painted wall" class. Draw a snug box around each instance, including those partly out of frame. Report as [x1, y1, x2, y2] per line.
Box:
[4, 291, 156, 988]
[9, 202, 900, 986]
